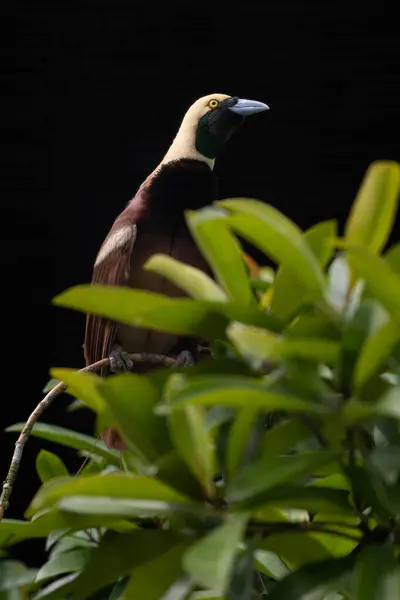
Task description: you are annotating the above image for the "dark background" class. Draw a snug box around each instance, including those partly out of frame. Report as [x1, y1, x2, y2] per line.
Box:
[2, 0, 400, 565]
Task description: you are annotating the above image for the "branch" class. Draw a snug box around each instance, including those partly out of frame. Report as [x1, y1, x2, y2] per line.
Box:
[0, 352, 174, 521]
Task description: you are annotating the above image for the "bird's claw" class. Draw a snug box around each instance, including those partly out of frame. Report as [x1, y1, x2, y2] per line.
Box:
[172, 350, 195, 368]
[109, 346, 134, 373]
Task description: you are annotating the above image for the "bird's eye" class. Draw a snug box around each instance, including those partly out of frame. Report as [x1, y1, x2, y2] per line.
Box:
[208, 99, 219, 109]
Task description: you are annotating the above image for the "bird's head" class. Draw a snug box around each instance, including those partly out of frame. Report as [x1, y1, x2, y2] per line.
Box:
[161, 93, 269, 169]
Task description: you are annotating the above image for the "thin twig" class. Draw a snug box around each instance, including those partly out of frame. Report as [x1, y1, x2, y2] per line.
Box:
[0, 352, 174, 521]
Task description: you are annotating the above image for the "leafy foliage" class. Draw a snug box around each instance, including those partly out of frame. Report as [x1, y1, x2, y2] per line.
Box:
[2, 160, 400, 599]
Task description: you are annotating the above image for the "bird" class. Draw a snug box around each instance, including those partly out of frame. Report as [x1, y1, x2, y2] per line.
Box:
[84, 93, 269, 450]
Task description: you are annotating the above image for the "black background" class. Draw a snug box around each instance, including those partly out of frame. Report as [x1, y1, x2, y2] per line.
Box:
[2, 0, 400, 564]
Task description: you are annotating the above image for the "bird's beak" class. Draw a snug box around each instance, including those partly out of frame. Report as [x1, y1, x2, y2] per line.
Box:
[228, 98, 269, 116]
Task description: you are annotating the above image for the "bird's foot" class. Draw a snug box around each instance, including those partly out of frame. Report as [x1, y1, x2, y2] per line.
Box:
[172, 350, 195, 368]
[109, 345, 134, 373]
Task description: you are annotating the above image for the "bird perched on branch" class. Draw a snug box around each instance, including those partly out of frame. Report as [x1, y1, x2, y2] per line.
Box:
[84, 93, 269, 449]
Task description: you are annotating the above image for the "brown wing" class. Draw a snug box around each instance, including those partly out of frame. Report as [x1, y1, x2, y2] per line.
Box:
[84, 190, 148, 367]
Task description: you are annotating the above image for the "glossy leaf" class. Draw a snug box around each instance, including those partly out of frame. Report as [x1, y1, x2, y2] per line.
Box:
[32, 573, 79, 600]
[344, 160, 400, 254]
[186, 207, 255, 306]
[345, 245, 400, 321]
[158, 374, 331, 416]
[353, 318, 400, 390]
[35, 548, 90, 583]
[217, 198, 327, 300]
[227, 451, 338, 504]
[27, 473, 193, 517]
[254, 549, 290, 580]
[183, 513, 248, 594]
[271, 220, 337, 321]
[144, 253, 228, 302]
[227, 322, 340, 368]
[36, 450, 69, 483]
[328, 253, 364, 317]
[124, 543, 189, 600]
[354, 545, 400, 600]
[258, 533, 331, 570]
[72, 530, 180, 600]
[266, 555, 355, 599]
[50, 369, 106, 416]
[96, 372, 171, 461]
[42, 378, 60, 393]
[168, 404, 215, 497]
[6, 423, 120, 466]
[53, 286, 279, 343]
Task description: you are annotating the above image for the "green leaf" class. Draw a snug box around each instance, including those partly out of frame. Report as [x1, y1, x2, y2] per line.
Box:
[96, 372, 171, 461]
[186, 206, 255, 306]
[72, 530, 180, 600]
[35, 548, 90, 583]
[183, 513, 249, 594]
[36, 450, 69, 483]
[155, 450, 204, 501]
[227, 323, 339, 368]
[42, 378, 60, 393]
[27, 473, 193, 517]
[254, 549, 290, 580]
[144, 253, 228, 302]
[53, 286, 279, 343]
[50, 369, 107, 417]
[271, 220, 337, 321]
[344, 160, 400, 254]
[227, 547, 253, 600]
[6, 423, 120, 466]
[384, 242, 400, 274]
[353, 318, 400, 390]
[124, 543, 189, 600]
[58, 495, 212, 520]
[217, 198, 327, 300]
[345, 245, 400, 321]
[343, 387, 400, 423]
[226, 407, 260, 481]
[158, 374, 331, 416]
[0, 561, 37, 591]
[168, 404, 215, 497]
[258, 533, 332, 570]
[33, 573, 79, 600]
[261, 419, 311, 460]
[266, 555, 355, 599]
[354, 545, 400, 600]
[226, 451, 338, 504]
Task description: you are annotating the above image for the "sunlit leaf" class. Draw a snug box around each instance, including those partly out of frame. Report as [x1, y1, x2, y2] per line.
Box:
[183, 513, 249, 594]
[271, 220, 337, 321]
[36, 450, 69, 483]
[344, 160, 400, 254]
[144, 253, 228, 302]
[217, 198, 327, 301]
[353, 318, 400, 390]
[186, 207, 256, 306]
[158, 374, 331, 416]
[53, 286, 279, 343]
[227, 322, 340, 368]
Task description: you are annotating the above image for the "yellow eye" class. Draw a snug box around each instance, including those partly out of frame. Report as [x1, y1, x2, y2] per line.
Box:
[208, 99, 219, 109]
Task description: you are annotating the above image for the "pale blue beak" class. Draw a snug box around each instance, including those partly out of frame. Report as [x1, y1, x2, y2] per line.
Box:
[228, 98, 269, 116]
